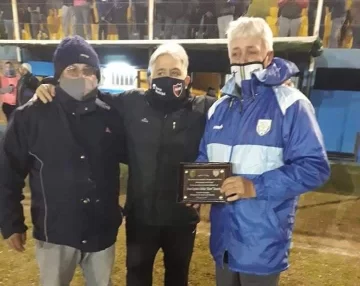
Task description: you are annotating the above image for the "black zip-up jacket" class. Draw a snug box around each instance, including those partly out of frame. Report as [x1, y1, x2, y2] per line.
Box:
[17, 72, 40, 106]
[0, 88, 125, 252]
[101, 90, 216, 226]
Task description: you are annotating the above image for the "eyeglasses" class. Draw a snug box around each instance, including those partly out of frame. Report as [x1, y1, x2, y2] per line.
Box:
[64, 65, 97, 77]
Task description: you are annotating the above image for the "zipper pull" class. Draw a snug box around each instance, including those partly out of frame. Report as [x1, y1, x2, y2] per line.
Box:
[229, 98, 234, 108]
[173, 121, 176, 130]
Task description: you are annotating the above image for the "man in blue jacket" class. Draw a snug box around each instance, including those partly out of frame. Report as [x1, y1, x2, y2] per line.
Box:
[197, 17, 330, 286]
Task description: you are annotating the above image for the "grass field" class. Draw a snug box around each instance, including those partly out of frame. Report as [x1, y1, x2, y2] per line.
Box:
[1, 164, 360, 285]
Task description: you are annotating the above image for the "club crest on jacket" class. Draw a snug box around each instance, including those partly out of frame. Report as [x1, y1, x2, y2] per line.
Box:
[256, 119, 272, 136]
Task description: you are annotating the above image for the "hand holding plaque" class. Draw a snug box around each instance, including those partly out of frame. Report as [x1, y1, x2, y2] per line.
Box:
[179, 162, 232, 204]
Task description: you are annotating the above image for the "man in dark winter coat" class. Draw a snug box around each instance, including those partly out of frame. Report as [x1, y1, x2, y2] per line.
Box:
[17, 63, 40, 106]
[35, 42, 216, 286]
[0, 36, 125, 286]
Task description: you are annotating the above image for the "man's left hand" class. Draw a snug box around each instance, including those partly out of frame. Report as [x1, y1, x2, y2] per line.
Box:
[221, 176, 256, 202]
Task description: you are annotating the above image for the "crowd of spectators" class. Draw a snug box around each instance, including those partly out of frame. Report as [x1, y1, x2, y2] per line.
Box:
[0, 0, 359, 48]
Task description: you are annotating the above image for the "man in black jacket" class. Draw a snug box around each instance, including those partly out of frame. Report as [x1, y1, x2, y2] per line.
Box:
[0, 36, 124, 286]
[17, 63, 40, 106]
[35, 42, 216, 286]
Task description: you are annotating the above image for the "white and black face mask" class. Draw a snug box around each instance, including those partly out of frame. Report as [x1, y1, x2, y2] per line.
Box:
[230, 62, 264, 86]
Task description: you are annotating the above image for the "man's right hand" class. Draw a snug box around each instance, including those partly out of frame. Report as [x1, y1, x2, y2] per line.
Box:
[35, 84, 56, 103]
[7, 233, 26, 252]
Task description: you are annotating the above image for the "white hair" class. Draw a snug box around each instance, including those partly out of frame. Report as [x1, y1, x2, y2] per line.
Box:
[148, 43, 189, 75]
[226, 17, 274, 51]
[21, 63, 32, 73]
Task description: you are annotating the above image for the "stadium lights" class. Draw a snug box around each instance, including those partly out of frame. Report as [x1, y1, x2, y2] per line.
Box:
[105, 62, 135, 72]
[100, 61, 138, 90]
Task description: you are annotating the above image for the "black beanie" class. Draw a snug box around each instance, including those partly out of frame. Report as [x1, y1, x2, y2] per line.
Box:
[53, 36, 101, 81]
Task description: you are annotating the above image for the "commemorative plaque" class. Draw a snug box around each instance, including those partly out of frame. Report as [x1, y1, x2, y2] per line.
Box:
[179, 162, 232, 204]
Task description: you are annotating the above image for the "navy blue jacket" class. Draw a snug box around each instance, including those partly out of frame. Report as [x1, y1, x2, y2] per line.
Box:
[0, 89, 125, 252]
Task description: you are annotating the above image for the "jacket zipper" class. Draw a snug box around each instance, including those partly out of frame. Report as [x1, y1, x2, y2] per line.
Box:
[223, 97, 243, 268]
[153, 113, 167, 222]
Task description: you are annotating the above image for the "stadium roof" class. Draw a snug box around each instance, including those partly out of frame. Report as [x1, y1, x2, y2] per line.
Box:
[0, 37, 322, 73]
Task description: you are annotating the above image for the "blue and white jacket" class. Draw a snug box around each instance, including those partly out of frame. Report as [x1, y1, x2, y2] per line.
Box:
[197, 58, 330, 275]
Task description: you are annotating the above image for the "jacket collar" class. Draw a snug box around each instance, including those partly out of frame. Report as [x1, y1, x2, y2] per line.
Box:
[55, 86, 98, 116]
[221, 57, 300, 99]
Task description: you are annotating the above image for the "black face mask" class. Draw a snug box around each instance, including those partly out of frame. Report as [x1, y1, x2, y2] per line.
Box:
[150, 77, 186, 102]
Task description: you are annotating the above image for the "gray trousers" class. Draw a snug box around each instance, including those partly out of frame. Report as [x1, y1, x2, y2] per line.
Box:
[328, 17, 345, 48]
[278, 16, 301, 37]
[4, 20, 14, 39]
[216, 264, 280, 286]
[62, 5, 74, 37]
[73, 4, 92, 39]
[35, 241, 115, 286]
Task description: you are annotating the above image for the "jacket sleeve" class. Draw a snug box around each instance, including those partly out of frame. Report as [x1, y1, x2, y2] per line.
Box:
[196, 97, 218, 162]
[28, 75, 40, 91]
[0, 110, 30, 239]
[252, 99, 330, 201]
[196, 115, 212, 163]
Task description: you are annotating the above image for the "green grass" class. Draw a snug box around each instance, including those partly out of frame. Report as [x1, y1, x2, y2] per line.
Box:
[2, 163, 360, 285]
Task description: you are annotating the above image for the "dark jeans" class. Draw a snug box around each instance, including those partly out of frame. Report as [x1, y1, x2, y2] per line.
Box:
[98, 20, 109, 40]
[2, 103, 16, 122]
[308, 5, 325, 38]
[135, 5, 147, 39]
[126, 218, 196, 286]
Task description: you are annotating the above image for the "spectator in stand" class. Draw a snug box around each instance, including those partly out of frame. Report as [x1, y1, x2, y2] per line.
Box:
[133, 0, 148, 39]
[111, 0, 130, 40]
[0, 62, 19, 121]
[161, 0, 189, 39]
[73, 0, 92, 39]
[278, 0, 309, 37]
[1, 0, 14, 39]
[327, 0, 346, 48]
[199, 0, 249, 39]
[17, 63, 40, 106]
[153, 0, 165, 39]
[308, 0, 325, 37]
[18, 0, 38, 39]
[187, 3, 203, 39]
[96, 0, 112, 40]
[198, 0, 218, 38]
[215, 1, 235, 38]
[234, 0, 251, 18]
[351, 0, 360, 48]
[62, 0, 74, 37]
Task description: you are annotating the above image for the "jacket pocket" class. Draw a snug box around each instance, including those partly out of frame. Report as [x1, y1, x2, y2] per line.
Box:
[267, 204, 287, 241]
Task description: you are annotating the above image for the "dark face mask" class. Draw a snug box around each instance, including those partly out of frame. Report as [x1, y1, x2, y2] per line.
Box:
[150, 77, 186, 102]
[4, 69, 16, 77]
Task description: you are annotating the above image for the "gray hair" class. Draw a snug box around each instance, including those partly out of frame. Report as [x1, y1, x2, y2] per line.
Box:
[226, 17, 274, 51]
[148, 43, 189, 75]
